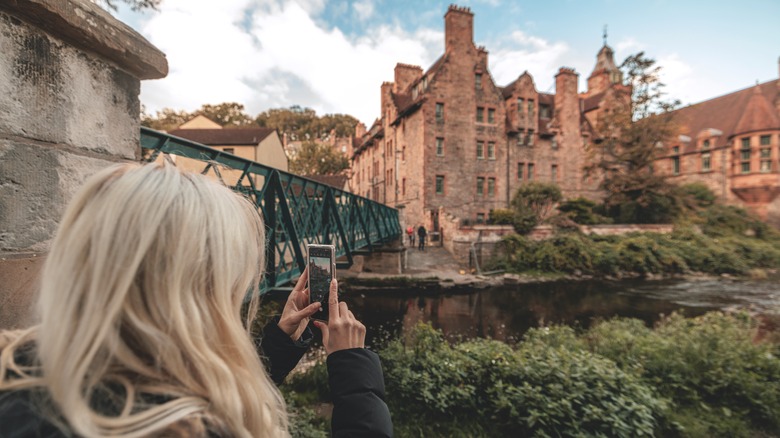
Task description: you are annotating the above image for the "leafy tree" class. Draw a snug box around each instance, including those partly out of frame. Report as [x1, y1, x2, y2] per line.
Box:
[586, 52, 681, 224]
[510, 182, 563, 222]
[289, 141, 349, 176]
[141, 107, 190, 131]
[99, 0, 161, 11]
[195, 102, 254, 128]
[256, 106, 359, 141]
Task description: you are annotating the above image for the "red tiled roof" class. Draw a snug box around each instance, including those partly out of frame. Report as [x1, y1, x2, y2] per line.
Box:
[169, 128, 276, 146]
[307, 174, 349, 189]
[671, 79, 779, 153]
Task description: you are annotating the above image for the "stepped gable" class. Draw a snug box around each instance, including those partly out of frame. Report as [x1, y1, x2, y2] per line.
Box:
[672, 79, 779, 153]
[168, 128, 275, 145]
[390, 54, 449, 123]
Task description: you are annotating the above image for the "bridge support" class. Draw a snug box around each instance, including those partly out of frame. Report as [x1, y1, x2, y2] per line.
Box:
[347, 239, 406, 275]
[0, 0, 166, 329]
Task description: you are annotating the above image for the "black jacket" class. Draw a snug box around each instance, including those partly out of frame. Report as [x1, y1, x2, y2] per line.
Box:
[0, 320, 393, 437]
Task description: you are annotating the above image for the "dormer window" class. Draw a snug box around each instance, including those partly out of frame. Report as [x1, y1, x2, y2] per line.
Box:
[702, 139, 710, 149]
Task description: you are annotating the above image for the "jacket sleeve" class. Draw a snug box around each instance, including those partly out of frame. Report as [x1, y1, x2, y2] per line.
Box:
[327, 348, 393, 437]
[259, 317, 312, 385]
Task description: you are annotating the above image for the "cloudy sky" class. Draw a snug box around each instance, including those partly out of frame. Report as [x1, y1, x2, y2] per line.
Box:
[116, 0, 780, 126]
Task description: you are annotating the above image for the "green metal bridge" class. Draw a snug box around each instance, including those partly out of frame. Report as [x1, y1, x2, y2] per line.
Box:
[140, 127, 401, 293]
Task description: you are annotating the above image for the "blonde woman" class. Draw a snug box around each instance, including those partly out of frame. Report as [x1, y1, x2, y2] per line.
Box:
[0, 163, 392, 437]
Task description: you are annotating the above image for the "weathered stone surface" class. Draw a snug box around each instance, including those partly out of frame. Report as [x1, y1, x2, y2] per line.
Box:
[0, 139, 121, 252]
[0, 254, 44, 329]
[0, 0, 167, 80]
[0, 10, 141, 159]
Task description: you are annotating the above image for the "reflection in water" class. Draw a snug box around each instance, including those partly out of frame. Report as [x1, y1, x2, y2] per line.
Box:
[338, 278, 780, 348]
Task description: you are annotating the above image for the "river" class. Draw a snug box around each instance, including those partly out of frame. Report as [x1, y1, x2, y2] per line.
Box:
[333, 277, 780, 348]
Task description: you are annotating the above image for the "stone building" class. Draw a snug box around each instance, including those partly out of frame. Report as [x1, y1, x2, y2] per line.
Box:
[657, 71, 780, 225]
[351, 5, 626, 231]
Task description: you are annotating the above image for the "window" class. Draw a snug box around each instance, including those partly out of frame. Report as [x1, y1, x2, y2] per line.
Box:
[551, 164, 558, 182]
[761, 135, 771, 146]
[517, 162, 524, 180]
[436, 137, 444, 156]
[435, 175, 444, 194]
[487, 142, 495, 159]
[528, 99, 535, 118]
[476, 141, 484, 159]
[402, 146, 406, 161]
[741, 138, 751, 174]
[552, 137, 558, 150]
[760, 147, 771, 173]
[703, 139, 710, 149]
[488, 108, 495, 124]
[487, 177, 495, 197]
[527, 130, 534, 146]
[476, 107, 484, 123]
[402, 178, 406, 196]
[475, 73, 482, 90]
[672, 146, 680, 175]
[527, 163, 535, 180]
[223, 148, 235, 154]
[435, 103, 444, 123]
[476, 213, 485, 224]
[517, 135, 525, 146]
[517, 98, 524, 113]
[539, 104, 551, 119]
[702, 152, 711, 171]
[476, 177, 485, 196]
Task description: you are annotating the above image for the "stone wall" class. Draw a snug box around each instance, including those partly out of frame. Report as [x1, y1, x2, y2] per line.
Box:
[0, 0, 167, 329]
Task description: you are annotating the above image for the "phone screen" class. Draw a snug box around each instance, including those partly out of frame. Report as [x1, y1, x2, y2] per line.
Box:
[308, 245, 333, 320]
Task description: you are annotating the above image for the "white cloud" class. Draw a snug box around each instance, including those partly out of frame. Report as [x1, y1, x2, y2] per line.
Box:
[137, 0, 439, 125]
[489, 30, 570, 91]
[353, 0, 374, 21]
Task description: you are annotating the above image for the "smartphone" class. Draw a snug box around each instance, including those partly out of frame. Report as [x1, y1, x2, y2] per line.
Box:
[307, 244, 336, 321]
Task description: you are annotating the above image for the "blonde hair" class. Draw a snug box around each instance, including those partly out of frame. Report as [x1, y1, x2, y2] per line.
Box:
[0, 162, 288, 437]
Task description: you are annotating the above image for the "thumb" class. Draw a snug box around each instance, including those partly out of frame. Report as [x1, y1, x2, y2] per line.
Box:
[313, 320, 330, 353]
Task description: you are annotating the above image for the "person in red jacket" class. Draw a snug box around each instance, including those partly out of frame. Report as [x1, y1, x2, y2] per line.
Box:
[0, 163, 392, 437]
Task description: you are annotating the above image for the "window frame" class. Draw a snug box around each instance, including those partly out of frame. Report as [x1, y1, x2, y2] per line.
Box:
[436, 137, 444, 156]
[435, 175, 445, 195]
[476, 177, 485, 196]
[476, 141, 485, 159]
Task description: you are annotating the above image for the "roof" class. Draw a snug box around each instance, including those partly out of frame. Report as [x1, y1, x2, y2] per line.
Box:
[307, 174, 349, 189]
[168, 128, 276, 146]
[671, 79, 780, 152]
[582, 91, 605, 112]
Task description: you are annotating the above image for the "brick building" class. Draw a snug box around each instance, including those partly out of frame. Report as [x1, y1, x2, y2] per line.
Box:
[351, 5, 626, 231]
[657, 73, 780, 225]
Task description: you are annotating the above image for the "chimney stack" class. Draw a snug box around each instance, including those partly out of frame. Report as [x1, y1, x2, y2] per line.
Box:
[393, 63, 422, 93]
[444, 5, 474, 54]
[554, 67, 581, 143]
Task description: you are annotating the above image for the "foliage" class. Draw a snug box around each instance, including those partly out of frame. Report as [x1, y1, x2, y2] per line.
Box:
[678, 183, 717, 209]
[510, 182, 563, 223]
[141, 102, 254, 130]
[586, 52, 683, 224]
[586, 312, 780, 437]
[700, 204, 776, 239]
[289, 141, 350, 176]
[488, 208, 516, 225]
[99, 0, 161, 11]
[558, 197, 612, 225]
[256, 106, 359, 141]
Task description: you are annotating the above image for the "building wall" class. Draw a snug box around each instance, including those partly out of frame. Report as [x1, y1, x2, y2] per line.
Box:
[0, 0, 166, 329]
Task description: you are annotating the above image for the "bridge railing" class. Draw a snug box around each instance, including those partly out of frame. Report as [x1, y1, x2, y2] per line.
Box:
[140, 127, 401, 292]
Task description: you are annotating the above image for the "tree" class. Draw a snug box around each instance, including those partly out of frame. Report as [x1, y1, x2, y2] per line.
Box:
[586, 52, 681, 224]
[289, 141, 349, 176]
[195, 102, 255, 128]
[99, 0, 161, 11]
[511, 182, 563, 222]
[141, 107, 191, 131]
[256, 106, 359, 141]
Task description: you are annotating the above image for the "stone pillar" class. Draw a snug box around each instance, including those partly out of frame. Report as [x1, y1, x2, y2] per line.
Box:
[0, 0, 167, 329]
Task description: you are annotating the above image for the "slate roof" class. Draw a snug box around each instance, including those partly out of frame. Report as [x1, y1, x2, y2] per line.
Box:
[168, 128, 276, 146]
[671, 79, 780, 153]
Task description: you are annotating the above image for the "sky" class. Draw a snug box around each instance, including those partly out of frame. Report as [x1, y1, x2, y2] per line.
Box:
[115, 0, 780, 126]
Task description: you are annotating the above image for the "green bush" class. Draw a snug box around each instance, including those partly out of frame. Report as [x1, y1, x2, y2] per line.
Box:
[678, 183, 716, 208]
[558, 197, 612, 225]
[586, 312, 780, 437]
[530, 233, 597, 273]
[488, 208, 516, 225]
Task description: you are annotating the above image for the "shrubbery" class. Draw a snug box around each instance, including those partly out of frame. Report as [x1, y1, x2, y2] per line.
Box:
[284, 313, 780, 437]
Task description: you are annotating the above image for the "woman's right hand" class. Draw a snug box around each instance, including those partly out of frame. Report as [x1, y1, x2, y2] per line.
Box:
[313, 278, 366, 355]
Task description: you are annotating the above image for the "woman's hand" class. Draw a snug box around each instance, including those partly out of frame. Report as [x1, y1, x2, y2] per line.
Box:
[277, 266, 321, 341]
[313, 278, 366, 354]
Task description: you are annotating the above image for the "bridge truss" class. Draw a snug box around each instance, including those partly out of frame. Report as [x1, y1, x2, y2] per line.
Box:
[140, 127, 401, 292]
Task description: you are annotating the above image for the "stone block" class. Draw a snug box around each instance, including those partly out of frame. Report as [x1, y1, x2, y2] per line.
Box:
[0, 254, 44, 330]
[0, 139, 121, 252]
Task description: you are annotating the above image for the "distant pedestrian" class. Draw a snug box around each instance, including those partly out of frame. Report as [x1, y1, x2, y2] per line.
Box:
[417, 225, 427, 251]
[407, 226, 415, 247]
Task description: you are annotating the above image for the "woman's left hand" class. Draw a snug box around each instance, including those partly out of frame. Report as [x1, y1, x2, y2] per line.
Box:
[278, 265, 321, 341]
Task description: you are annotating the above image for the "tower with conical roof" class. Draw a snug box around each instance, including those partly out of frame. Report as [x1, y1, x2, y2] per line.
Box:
[586, 27, 623, 96]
